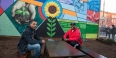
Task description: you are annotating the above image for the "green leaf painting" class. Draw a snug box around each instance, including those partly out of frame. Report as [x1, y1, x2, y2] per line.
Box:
[22, 6, 25, 11]
[47, 27, 50, 31]
[15, 10, 22, 14]
[24, 11, 30, 15]
[15, 6, 30, 16]
[52, 23, 56, 27]
[51, 32, 56, 36]
[47, 32, 51, 37]
[47, 18, 56, 38]
[52, 27, 56, 31]
[22, 12, 25, 16]
[52, 19, 56, 23]
[47, 23, 52, 27]
[48, 18, 52, 22]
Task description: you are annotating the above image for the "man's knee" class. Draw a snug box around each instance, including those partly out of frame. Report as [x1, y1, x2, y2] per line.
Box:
[34, 44, 41, 49]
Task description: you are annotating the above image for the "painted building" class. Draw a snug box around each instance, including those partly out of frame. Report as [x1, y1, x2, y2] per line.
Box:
[100, 11, 116, 27]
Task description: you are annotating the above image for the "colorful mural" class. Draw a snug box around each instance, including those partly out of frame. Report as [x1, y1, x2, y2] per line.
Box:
[0, 0, 101, 39]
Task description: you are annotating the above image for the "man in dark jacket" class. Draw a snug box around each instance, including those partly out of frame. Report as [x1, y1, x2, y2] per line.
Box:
[111, 25, 116, 40]
[17, 20, 45, 58]
[105, 25, 111, 39]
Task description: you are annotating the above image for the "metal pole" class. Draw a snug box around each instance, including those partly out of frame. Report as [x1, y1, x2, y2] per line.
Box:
[103, 0, 105, 17]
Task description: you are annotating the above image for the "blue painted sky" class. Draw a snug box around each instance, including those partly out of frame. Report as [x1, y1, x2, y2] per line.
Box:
[88, 0, 100, 12]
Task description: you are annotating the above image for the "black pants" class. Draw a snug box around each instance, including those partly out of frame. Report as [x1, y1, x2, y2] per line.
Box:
[112, 34, 115, 40]
[106, 33, 110, 39]
[62, 38, 80, 49]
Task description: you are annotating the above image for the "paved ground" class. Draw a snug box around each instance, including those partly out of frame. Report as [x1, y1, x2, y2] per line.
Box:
[0, 37, 116, 58]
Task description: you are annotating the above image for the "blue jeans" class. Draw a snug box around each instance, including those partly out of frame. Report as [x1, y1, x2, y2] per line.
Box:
[27, 44, 41, 58]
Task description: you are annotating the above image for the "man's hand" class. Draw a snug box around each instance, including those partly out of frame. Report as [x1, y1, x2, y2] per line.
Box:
[64, 38, 69, 41]
[28, 4, 36, 20]
[12, 1, 26, 17]
[42, 40, 45, 44]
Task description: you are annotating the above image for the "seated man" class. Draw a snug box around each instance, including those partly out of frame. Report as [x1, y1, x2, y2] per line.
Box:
[63, 22, 82, 48]
[17, 20, 45, 58]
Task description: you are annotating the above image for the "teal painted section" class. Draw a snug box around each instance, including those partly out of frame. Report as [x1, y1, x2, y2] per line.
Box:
[0, 13, 20, 36]
[14, 0, 16, 2]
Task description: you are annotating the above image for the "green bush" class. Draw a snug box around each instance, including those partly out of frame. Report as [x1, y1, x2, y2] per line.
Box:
[106, 39, 115, 43]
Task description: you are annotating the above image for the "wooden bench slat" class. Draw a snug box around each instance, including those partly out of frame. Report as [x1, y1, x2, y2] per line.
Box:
[45, 41, 85, 58]
[79, 46, 106, 58]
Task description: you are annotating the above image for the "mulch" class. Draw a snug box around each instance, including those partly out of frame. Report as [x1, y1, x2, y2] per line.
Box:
[0, 37, 116, 58]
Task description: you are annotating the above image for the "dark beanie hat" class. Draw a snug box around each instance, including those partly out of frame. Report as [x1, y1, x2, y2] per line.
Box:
[70, 22, 75, 25]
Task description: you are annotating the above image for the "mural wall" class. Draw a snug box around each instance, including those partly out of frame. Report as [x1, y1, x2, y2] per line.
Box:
[0, 0, 101, 39]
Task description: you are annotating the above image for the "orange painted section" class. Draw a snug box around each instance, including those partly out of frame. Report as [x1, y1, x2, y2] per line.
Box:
[21, 0, 43, 6]
[63, 9, 77, 16]
[82, 0, 88, 2]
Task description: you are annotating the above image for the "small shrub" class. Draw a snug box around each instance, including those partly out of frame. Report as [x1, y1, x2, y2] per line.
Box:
[98, 38, 105, 41]
[106, 39, 115, 43]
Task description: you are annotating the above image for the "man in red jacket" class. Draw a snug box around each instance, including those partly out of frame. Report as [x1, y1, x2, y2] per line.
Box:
[63, 22, 82, 48]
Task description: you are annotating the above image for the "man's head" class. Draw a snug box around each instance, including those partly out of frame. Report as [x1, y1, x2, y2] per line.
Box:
[70, 22, 76, 30]
[29, 20, 37, 29]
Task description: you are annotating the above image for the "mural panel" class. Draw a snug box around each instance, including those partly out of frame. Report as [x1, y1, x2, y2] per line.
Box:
[0, 0, 101, 39]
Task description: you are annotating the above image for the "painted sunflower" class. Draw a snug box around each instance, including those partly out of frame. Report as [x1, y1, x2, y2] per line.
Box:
[42, 0, 62, 18]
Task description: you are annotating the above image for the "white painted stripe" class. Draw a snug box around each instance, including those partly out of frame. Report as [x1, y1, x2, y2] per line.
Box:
[63, 14, 77, 20]
[77, 13, 87, 19]
[77, 18, 86, 22]
[60, 3, 75, 11]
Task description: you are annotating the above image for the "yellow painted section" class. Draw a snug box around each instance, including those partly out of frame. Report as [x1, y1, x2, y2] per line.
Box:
[21, 0, 77, 17]
[86, 34, 97, 39]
